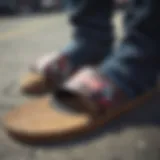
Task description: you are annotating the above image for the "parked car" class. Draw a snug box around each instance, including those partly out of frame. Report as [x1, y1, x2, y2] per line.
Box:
[0, 0, 62, 13]
[115, 0, 129, 10]
[40, 0, 61, 10]
[0, 0, 18, 12]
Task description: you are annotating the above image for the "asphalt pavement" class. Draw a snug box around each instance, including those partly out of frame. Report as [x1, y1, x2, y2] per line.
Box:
[0, 11, 160, 160]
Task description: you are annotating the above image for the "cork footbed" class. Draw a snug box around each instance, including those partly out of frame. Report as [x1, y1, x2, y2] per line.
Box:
[20, 72, 47, 94]
[2, 88, 157, 143]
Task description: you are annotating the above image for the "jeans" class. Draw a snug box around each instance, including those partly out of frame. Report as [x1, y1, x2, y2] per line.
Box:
[64, 0, 160, 97]
[62, 0, 114, 67]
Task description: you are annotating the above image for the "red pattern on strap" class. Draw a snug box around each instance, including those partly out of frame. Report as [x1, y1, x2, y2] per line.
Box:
[82, 76, 113, 112]
[58, 56, 68, 71]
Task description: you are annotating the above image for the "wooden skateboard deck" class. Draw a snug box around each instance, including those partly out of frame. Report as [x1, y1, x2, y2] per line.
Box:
[2, 87, 158, 144]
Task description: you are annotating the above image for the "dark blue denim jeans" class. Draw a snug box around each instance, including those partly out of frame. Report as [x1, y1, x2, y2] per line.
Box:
[64, 0, 160, 97]
[62, 0, 114, 66]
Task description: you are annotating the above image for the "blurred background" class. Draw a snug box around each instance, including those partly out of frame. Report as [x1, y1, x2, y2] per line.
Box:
[0, 0, 65, 14]
[1, 1, 160, 160]
[0, 0, 128, 14]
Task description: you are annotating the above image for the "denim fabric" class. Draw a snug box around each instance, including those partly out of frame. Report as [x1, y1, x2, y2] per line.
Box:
[99, 0, 160, 97]
[61, 0, 114, 67]
[63, 0, 159, 97]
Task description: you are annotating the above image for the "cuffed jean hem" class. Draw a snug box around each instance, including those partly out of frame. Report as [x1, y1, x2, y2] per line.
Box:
[101, 69, 137, 99]
[61, 39, 113, 68]
[99, 66, 158, 99]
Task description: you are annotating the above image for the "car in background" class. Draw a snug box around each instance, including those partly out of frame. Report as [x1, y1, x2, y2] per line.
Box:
[0, 0, 18, 12]
[115, 0, 129, 10]
[40, 0, 61, 10]
[0, 0, 62, 13]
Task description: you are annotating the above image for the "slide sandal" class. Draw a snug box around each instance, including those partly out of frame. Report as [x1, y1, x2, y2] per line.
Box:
[3, 67, 158, 143]
[20, 53, 73, 95]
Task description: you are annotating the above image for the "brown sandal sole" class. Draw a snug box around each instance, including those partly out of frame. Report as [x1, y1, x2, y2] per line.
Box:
[2, 86, 158, 144]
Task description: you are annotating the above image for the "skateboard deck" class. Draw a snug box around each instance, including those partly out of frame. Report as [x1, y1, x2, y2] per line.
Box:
[2, 87, 158, 144]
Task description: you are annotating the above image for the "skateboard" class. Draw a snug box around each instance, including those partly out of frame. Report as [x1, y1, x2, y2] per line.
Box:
[2, 68, 159, 144]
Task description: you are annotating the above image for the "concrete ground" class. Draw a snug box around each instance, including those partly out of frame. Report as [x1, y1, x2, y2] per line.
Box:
[0, 11, 160, 160]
